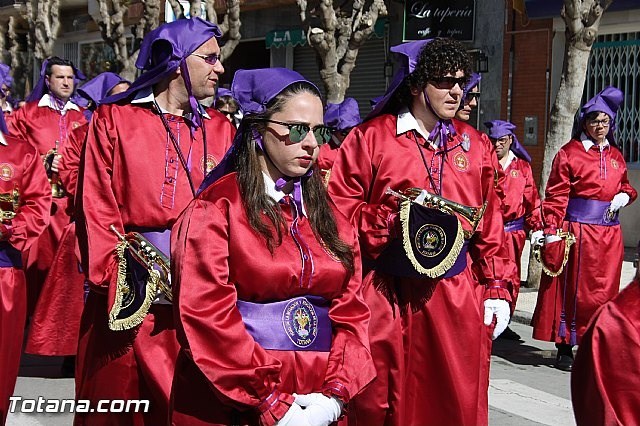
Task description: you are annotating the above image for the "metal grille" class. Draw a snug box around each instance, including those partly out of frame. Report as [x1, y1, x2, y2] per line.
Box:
[62, 42, 79, 65]
[585, 32, 640, 164]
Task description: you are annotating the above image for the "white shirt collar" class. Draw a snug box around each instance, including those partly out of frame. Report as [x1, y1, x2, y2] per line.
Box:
[580, 132, 610, 152]
[0, 132, 6, 146]
[2, 103, 13, 113]
[131, 87, 210, 119]
[262, 171, 307, 217]
[37, 93, 80, 114]
[501, 150, 517, 170]
[396, 107, 438, 147]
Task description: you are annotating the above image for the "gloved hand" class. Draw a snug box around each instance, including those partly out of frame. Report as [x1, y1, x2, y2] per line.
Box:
[530, 230, 544, 246]
[483, 299, 511, 340]
[294, 393, 343, 426]
[609, 192, 630, 212]
[275, 402, 312, 426]
[545, 234, 562, 244]
[51, 154, 62, 173]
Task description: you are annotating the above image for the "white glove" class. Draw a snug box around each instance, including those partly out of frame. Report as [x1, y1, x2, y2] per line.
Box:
[545, 234, 562, 244]
[275, 402, 312, 426]
[530, 230, 544, 246]
[483, 299, 511, 340]
[609, 192, 630, 212]
[294, 393, 343, 426]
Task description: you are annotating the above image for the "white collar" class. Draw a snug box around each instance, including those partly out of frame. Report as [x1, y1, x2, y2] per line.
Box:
[0, 132, 6, 146]
[2, 103, 13, 113]
[397, 107, 439, 148]
[501, 150, 517, 170]
[262, 171, 307, 217]
[37, 93, 80, 114]
[131, 87, 210, 119]
[580, 132, 610, 152]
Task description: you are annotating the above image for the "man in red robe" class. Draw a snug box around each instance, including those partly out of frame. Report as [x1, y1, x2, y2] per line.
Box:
[328, 38, 515, 426]
[75, 18, 234, 425]
[0, 118, 51, 424]
[8, 57, 87, 317]
[571, 244, 640, 425]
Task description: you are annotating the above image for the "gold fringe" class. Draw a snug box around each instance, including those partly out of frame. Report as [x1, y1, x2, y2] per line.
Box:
[534, 231, 576, 277]
[399, 200, 465, 278]
[108, 241, 156, 331]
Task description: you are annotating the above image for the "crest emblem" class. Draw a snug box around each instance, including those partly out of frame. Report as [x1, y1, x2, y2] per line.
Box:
[611, 158, 619, 169]
[0, 163, 14, 181]
[282, 298, 319, 348]
[461, 133, 471, 152]
[453, 152, 469, 172]
[510, 169, 519, 178]
[415, 224, 447, 258]
[200, 155, 218, 174]
[72, 121, 81, 129]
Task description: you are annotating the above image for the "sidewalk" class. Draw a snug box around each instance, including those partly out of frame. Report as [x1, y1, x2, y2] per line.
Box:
[511, 242, 637, 325]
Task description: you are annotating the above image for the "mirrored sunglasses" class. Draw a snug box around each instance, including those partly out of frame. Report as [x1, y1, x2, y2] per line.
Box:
[264, 119, 332, 145]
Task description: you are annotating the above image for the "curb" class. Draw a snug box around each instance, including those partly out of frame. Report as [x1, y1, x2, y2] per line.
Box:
[511, 309, 532, 326]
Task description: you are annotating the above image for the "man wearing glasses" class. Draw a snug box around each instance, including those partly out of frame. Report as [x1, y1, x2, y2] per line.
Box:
[328, 38, 515, 426]
[75, 18, 235, 425]
[531, 86, 636, 371]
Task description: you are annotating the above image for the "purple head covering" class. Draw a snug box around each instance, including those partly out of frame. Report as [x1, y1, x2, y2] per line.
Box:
[484, 119, 531, 163]
[25, 58, 86, 103]
[324, 98, 361, 130]
[102, 17, 222, 131]
[215, 87, 233, 99]
[78, 72, 130, 106]
[459, 72, 481, 110]
[199, 68, 321, 204]
[0, 64, 13, 94]
[578, 86, 624, 143]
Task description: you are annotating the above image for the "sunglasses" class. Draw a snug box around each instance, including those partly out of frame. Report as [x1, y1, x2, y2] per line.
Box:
[264, 119, 332, 145]
[191, 53, 221, 66]
[465, 91, 481, 102]
[430, 76, 468, 90]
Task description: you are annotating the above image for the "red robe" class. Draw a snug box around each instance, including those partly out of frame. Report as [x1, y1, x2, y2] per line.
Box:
[25, 123, 88, 355]
[327, 114, 515, 426]
[0, 135, 51, 424]
[75, 102, 234, 425]
[316, 140, 340, 185]
[8, 100, 87, 314]
[532, 139, 637, 345]
[572, 278, 640, 425]
[170, 172, 376, 425]
[500, 154, 542, 303]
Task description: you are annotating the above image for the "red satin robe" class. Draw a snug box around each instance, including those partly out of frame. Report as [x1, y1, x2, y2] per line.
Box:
[170, 172, 375, 425]
[572, 278, 640, 425]
[25, 122, 88, 356]
[8, 100, 87, 314]
[500, 154, 542, 303]
[327, 114, 515, 426]
[316, 140, 340, 185]
[75, 102, 234, 425]
[532, 139, 637, 345]
[0, 135, 51, 424]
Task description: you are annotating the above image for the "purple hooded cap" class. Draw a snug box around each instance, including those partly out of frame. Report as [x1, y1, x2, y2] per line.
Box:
[579, 86, 624, 143]
[367, 39, 433, 120]
[484, 119, 532, 163]
[199, 67, 320, 194]
[0, 64, 13, 93]
[78, 72, 130, 106]
[324, 98, 361, 131]
[460, 72, 481, 109]
[25, 58, 86, 103]
[102, 17, 222, 131]
[216, 87, 233, 100]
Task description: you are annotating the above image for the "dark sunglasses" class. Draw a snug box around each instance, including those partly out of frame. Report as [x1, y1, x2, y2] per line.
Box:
[191, 53, 221, 66]
[264, 119, 332, 145]
[465, 91, 481, 102]
[430, 76, 468, 90]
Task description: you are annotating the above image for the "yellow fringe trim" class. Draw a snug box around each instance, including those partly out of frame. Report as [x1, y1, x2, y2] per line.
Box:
[108, 241, 156, 331]
[399, 200, 465, 278]
[533, 231, 576, 277]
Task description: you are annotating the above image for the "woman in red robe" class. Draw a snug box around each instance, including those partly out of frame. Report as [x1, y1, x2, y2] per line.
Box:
[170, 68, 375, 426]
[532, 86, 637, 371]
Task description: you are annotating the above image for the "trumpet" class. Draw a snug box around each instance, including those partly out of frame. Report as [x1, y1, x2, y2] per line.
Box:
[0, 187, 19, 222]
[385, 187, 486, 237]
[43, 148, 65, 198]
[110, 225, 172, 302]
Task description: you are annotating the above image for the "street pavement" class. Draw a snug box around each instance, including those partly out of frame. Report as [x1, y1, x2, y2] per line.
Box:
[7, 243, 636, 426]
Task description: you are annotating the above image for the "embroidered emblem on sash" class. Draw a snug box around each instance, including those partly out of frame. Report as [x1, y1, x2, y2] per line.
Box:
[511, 169, 519, 178]
[200, 155, 218, 174]
[453, 152, 469, 172]
[72, 121, 81, 129]
[415, 223, 447, 258]
[282, 298, 318, 348]
[461, 133, 471, 152]
[611, 159, 619, 170]
[0, 163, 14, 181]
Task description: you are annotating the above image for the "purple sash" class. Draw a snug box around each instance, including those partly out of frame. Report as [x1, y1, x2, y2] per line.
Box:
[504, 217, 525, 233]
[0, 242, 22, 268]
[236, 296, 332, 352]
[566, 198, 619, 226]
[444, 241, 469, 278]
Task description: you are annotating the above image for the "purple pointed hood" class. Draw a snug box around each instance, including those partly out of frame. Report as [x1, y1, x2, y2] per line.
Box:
[77, 72, 130, 106]
[324, 98, 361, 130]
[484, 119, 531, 162]
[579, 86, 624, 143]
[25, 58, 86, 103]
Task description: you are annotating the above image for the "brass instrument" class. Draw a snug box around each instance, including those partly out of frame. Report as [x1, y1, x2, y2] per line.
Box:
[43, 148, 65, 198]
[386, 187, 486, 238]
[110, 225, 172, 302]
[0, 187, 19, 222]
[532, 230, 576, 277]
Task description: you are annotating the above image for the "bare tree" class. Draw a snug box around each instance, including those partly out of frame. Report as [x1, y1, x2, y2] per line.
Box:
[296, 0, 388, 104]
[21, 0, 60, 60]
[527, 0, 613, 288]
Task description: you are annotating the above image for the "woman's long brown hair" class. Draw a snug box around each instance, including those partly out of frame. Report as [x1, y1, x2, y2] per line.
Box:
[229, 82, 355, 275]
